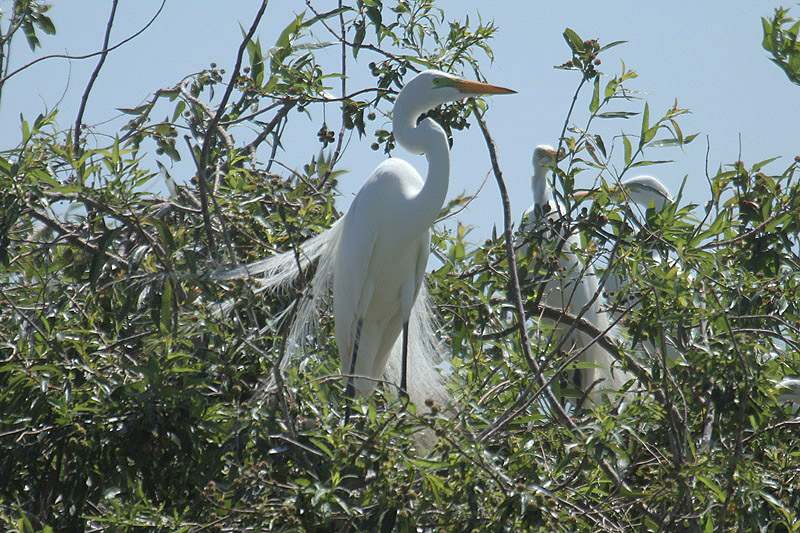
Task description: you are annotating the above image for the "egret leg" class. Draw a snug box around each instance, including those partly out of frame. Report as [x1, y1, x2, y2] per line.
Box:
[344, 317, 363, 425]
[400, 320, 409, 399]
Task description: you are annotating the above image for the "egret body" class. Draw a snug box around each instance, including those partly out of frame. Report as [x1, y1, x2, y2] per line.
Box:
[217, 70, 514, 421]
[522, 145, 634, 405]
[336, 71, 515, 418]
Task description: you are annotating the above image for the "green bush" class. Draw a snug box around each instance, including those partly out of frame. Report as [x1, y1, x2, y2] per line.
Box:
[1, 1, 799, 530]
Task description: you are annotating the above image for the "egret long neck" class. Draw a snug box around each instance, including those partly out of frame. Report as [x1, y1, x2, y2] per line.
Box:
[532, 167, 552, 210]
[392, 100, 450, 235]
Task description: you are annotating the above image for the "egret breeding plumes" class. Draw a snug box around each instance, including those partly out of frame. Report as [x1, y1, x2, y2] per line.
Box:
[216, 70, 515, 421]
[521, 145, 634, 405]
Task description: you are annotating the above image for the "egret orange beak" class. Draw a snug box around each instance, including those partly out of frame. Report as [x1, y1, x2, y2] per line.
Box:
[572, 188, 609, 201]
[573, 190, 592, 201]
[538, 146, 567, 162]
[451, 78, 517, 95]
[551, 147, 567, 161]
[573, 184, 624, 202]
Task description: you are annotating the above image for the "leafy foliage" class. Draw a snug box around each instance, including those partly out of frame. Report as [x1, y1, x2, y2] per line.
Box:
[1, 2, 800, 531]
[763, 6, 800, 85]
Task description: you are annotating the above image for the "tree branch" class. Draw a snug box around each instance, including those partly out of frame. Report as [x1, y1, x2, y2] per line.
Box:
[194, 0, 269, 260]
[0, 0, 167, 89]
[73, 0, 119, 156]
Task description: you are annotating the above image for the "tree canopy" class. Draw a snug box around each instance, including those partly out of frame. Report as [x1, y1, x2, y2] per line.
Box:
[1, 1, 800, 531]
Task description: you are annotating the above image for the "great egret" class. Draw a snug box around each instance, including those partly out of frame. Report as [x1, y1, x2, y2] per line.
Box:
[217, 70, 515, 422]
[520, 145, 634, 405]
[776, 377, 800, 414]
[574, 175, 679, 362]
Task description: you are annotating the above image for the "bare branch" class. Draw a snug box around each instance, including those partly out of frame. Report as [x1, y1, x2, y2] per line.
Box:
[73, 0, 119, 156]
[0, 0, 167, 89]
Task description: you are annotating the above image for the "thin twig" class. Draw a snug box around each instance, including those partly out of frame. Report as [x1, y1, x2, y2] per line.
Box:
[240, 100, 295, 157]
[196, 0, 270, 260]
[435, 169, 491, 223]
[316, 0, 347, 190]
[199, 1, 268, 171]
[179, 82, 233, 151]
[0, 0, 167, 88]
[74, 0, 119, 156]
[473, 109, 535, 371]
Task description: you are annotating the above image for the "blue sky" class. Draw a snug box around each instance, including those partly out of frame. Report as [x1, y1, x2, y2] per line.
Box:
[2, 0, 797, 244]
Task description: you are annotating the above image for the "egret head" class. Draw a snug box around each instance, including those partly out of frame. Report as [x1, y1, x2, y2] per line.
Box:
[530, 145, 562, 206]
[532, 145, 566, 175]
[395, 70, 516, 120]
[573, 175, 673, 212]
[618, 176, 673, 211]
[776, 377, 800, 414]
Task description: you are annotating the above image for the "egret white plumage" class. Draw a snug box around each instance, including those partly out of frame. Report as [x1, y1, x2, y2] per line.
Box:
[521, 145, 634, 405]
[217, 70, 515, 422]
[615, 175, 673, 211]
[575, 174, 681, 362]
[576, 175, 673, 213]
[775, 377, 800, 414]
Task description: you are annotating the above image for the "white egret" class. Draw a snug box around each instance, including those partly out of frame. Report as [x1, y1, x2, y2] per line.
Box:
[775, 377, 800, 414]
[575, 177, 675, 305]
[520, 145, 634, 405]
[217, 70, 515, 422]
[573, 175, 673, 207]
[573, 174, 674, 301]
[574, 174, 687, 368]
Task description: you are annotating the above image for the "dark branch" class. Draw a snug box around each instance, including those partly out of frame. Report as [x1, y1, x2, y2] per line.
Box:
[74, 0, 119, 156]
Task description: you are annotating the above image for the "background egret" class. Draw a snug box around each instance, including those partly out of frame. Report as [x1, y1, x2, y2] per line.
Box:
[607, 175, 673, 212]
[218, 70, 515, 421]
[575, 175, 682, 363]
[520, 145, 634, 405]
[775, 377, 800, 414]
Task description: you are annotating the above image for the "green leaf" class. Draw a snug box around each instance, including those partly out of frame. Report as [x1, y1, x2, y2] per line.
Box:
[761, 18, 774, 51]
[623, 135, 632, 166]
[366, 6, 382, 33]
[23, 20, 41, 51]
[595, 135, 607, 157]
[751, 156, 780, 172]
[353, 20, 366, 58]
[599, 40, 627, 52]
[89, 228, 122, 290]
[589, 75, 600, 114]
[37, 14, 57, 35]
[630, 159, 672, 168]
[595, 111, 638, 119]
[604, 78, 619, 100]
[639, 102, 650, 148]
[649, 138, 685, 148]
[563, 28, 584, 54]
[160, 278, 173, 333]
[245, 28, 265, 85]
[172, 101, 186, 123]
[276, 11, 305, 49]
[696, 474, 725, 500]
[146, 218, 176, 252]
[302, 6, 349, 29]
[117, 104, 151, 116]
[20, 115, 31, 145]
